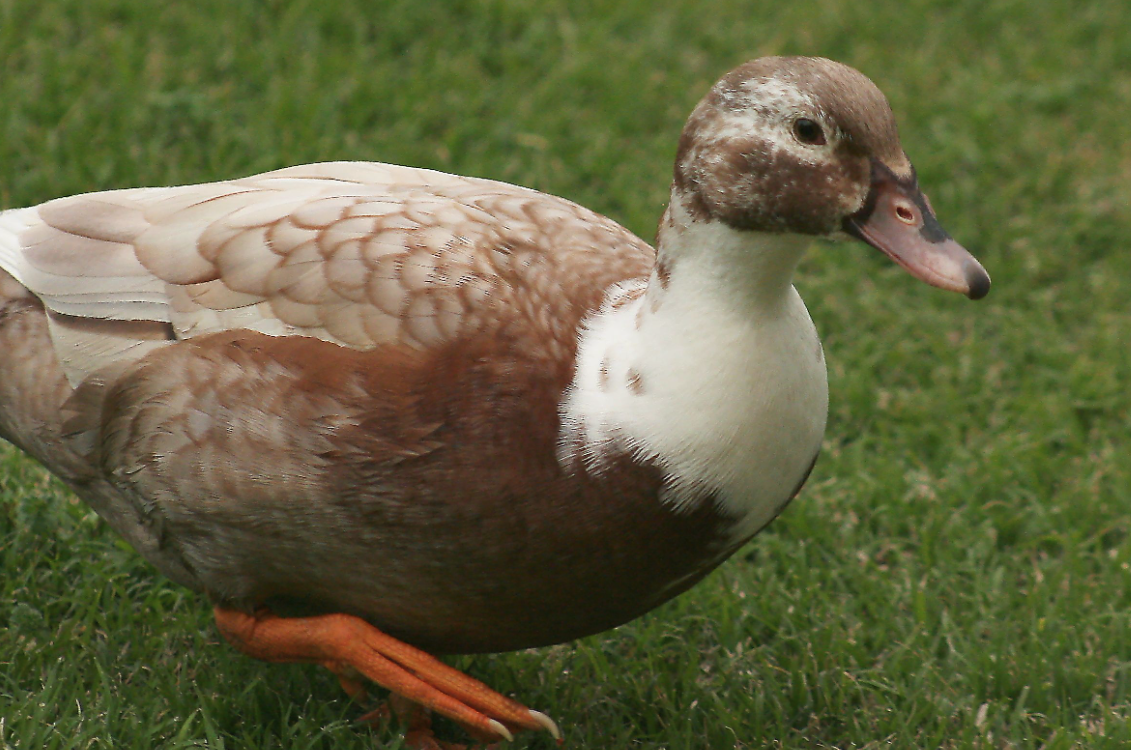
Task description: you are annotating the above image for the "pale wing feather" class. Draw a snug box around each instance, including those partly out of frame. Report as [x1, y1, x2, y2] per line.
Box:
[0, 161, 655, 387]
[0, 205, 169, 319]
[45, 313, 173, 386]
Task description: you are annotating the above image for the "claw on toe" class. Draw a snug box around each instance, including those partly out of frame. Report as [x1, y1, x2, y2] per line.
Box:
[527, 710, 562, 741]
[358, 693, 523, 749]
[213, 606, 561, 745]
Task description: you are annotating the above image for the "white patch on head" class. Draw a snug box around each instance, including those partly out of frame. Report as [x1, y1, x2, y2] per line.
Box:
[712, 75, 839, 165]
[674, 67, 872, 236]
[559, 224, 829, 542]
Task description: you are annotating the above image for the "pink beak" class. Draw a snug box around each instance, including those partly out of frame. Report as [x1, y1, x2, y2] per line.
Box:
[844, 162, 990, 300]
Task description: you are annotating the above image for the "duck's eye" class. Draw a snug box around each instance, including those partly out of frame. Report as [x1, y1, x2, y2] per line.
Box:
[792, 118, 826, 146]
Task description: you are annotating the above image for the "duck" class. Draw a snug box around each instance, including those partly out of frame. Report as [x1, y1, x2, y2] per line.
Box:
[0, 56, 989, 746]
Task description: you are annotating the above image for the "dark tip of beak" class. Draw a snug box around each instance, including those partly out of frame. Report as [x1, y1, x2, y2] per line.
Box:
[964, 261, 991, 300]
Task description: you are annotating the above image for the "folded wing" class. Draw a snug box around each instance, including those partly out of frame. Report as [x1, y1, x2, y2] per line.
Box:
[0, 161, 654, 386]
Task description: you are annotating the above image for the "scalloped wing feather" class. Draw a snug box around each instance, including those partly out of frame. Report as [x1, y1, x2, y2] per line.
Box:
[0, 162, 654, 387]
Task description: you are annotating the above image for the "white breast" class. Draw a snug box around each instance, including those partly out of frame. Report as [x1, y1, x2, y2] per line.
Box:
[559, 225, 829, 542]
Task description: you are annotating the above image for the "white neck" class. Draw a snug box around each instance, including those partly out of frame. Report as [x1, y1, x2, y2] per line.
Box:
[558, 200, 829, 542]
[649, 198, 808, 316]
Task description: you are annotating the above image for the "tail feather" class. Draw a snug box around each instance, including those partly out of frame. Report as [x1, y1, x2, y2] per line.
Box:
[0, 208, 39, 301]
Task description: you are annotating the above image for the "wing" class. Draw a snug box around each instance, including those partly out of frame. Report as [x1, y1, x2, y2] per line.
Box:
[0, 162, 655, 386]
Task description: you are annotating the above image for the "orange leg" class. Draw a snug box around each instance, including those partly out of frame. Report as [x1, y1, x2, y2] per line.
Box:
[213, 606, 560, 745]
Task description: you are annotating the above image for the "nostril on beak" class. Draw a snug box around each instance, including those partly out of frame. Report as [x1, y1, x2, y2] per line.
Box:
[894, 202, 916, 225]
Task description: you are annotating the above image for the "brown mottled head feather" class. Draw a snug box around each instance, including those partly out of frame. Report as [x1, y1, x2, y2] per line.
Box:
[721, 57, 910, 169]
[673, 56, 912, 234]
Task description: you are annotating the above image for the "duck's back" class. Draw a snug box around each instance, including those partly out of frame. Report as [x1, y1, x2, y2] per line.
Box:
[0, 162, 654, 384]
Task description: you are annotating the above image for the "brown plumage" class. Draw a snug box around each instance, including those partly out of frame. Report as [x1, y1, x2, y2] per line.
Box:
[0, 56, 989, 744]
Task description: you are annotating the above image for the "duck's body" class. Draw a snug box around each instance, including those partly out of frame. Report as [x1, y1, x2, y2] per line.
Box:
[0, 159, 824, 653]
[0, 57, 987, 743]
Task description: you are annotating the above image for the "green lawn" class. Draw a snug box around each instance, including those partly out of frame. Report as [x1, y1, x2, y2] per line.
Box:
[2, 0, 1131, 747]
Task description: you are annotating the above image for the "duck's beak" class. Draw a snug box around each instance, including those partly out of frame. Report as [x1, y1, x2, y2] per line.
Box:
[844, 161, 990, 300]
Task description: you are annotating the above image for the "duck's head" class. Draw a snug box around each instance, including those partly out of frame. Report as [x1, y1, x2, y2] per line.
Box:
[671, 56, 990, 299]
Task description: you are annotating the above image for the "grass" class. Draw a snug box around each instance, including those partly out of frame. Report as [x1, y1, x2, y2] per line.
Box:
[2, 0, 1131, 746]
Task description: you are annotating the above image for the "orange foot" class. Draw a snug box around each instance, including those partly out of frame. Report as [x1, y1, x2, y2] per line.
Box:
[360, 693, 508, 750]
[213, 606, 560, 746]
